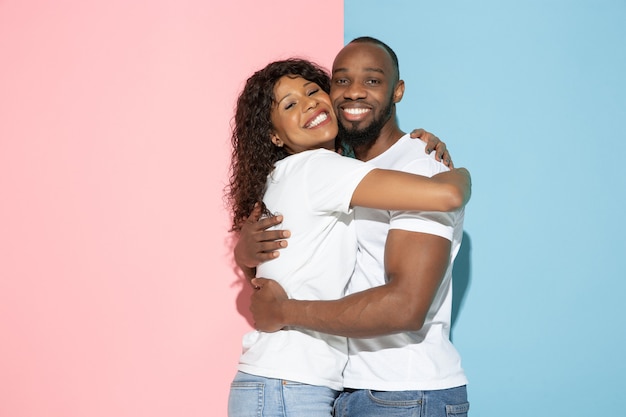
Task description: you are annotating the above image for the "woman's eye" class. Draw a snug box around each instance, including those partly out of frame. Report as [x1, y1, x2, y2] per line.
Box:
[284, 102, 295, 110]
[307, 88, 320, 96]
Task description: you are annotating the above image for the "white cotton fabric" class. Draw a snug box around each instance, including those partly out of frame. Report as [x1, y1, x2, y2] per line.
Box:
[237, 149, 376, 390]
[343, 134, 468, 391]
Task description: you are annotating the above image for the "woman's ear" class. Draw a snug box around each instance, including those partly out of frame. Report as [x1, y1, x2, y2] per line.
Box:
[270, 133, 284, 147]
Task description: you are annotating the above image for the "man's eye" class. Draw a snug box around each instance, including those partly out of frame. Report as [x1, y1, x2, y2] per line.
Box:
[334, 79, 348, 85]
[366, 79, 381, 85]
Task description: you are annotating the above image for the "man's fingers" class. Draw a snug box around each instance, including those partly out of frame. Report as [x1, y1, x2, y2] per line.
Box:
[254, 214, 284, 231]
[251, 277, 266, 289]
[257, 229, 290, 243]
[254, 251, 281, 263]
[253, 240, 288, 263]
[248, 203, 263, 222]
[257, 239, 287, 251]
[248, 237, 288, 263]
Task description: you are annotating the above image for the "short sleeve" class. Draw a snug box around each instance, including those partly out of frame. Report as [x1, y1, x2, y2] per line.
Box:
[389, 157, 458, 241]
[301, 150, 376, 215]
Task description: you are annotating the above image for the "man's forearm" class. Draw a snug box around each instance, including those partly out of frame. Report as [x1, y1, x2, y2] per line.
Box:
[251, 231, 450, 337]
[281, 284, 426, 338]
[277, 232, 450, 338]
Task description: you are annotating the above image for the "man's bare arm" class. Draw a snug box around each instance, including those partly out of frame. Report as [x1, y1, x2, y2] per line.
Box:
[251, 230, 451, 337]
[235, 128, 449, 283]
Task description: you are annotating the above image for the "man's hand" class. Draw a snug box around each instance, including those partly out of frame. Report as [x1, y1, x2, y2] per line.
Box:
[244, 230, 455, 338]
[410, 128, 453, 168]
[234, 204, 291, 270]
[250, 278, 288, 332]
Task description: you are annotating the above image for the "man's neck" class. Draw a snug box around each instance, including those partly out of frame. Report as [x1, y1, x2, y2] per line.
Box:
[354, 124, 405, 162]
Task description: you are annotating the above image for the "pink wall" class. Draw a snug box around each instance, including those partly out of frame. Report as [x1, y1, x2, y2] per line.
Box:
[0, 1, 343, 415]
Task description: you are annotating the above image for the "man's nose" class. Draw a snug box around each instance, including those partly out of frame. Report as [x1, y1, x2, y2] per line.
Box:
[344, 82, 366, 100]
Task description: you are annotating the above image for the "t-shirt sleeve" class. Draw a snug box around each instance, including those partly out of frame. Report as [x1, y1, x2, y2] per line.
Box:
[389, 158, 459, 242]
[302, 150, 376, 214]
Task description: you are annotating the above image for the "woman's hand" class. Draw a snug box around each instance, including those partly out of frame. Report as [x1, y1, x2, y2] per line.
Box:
[410, 128, 453, 168]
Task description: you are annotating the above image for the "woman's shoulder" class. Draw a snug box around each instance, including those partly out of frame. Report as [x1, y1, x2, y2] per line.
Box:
[276, 148, 339, 166]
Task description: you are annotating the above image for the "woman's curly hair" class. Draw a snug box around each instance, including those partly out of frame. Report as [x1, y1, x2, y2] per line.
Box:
[227, 58, 332, 232]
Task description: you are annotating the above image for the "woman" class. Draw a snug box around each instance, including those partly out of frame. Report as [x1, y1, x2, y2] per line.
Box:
[226, 58, 470, 416]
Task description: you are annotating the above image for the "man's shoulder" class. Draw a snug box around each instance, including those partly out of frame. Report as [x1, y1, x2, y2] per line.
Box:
[376, 135, 448, 176]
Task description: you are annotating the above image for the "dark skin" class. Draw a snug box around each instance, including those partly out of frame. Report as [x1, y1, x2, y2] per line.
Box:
[238, 41, 466, 337]
[249, 230, 450, 336]
[234, 128, 452, 280]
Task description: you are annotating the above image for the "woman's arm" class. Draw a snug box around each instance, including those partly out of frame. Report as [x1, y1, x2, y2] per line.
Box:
[350, 167, 471, 212]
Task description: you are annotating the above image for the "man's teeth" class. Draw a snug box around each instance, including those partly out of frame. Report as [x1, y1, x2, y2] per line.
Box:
[307, 112, 328, 128]
[344, 108, 369, 115]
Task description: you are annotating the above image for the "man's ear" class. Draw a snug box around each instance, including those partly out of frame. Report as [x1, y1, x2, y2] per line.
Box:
[393, 79, 405, 104]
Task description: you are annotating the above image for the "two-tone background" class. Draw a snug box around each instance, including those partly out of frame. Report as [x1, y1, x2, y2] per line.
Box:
[1, 1, 624, 416]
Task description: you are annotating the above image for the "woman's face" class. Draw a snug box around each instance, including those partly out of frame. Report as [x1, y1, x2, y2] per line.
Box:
[269, 75, 338, 154]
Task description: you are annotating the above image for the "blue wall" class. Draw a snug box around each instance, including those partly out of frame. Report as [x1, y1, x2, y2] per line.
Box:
[345, 1, 626, 416]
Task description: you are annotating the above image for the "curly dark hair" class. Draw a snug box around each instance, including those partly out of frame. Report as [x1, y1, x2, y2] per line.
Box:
[227, 58, 332, 232]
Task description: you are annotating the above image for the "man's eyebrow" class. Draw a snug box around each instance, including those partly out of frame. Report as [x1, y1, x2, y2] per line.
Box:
[332, 67, 385, 75]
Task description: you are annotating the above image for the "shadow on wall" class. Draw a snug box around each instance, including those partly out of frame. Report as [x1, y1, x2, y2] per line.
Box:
[235, 279, 255, 328]
[451, 231, 472, 341]
[224, 232, 256, 328]
[229, 230, 473, 333]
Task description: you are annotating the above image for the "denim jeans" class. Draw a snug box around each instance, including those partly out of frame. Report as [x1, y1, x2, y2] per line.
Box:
[228, 371, 340, 417]
[333, 385, 469, 417]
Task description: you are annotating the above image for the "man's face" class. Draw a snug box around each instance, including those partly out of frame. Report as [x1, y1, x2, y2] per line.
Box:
[330, 42, 400, 148]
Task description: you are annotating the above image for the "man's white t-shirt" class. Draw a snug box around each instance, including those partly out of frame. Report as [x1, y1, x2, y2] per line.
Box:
[237, 149, 375, 390]
[343, 134, 468, 391]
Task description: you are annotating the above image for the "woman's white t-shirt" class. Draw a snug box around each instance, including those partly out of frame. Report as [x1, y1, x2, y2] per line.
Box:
[237, 149, 375, 390]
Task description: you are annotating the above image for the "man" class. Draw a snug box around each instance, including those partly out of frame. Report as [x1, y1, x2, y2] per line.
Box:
[238, 37, 469, 416]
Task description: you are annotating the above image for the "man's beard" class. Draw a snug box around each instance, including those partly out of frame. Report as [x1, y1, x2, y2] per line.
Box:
[337, 101, 393, 150]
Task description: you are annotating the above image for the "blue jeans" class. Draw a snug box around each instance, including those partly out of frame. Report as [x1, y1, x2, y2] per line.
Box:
[333, 385, 469, 417]
[228, 371, 340, 417]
